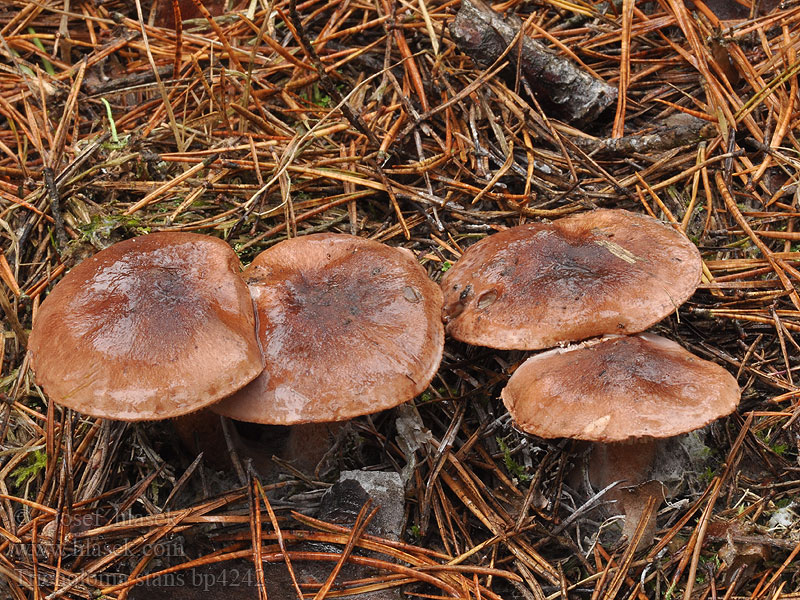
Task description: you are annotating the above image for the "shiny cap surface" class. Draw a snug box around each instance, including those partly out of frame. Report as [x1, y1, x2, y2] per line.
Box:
[501, 334, 740, 442]
[29, 233, 263, 420]
[213, 234, 445, 425]
[441, 209, 702, 349]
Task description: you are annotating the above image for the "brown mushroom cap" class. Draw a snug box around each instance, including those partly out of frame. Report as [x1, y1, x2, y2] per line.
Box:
[29, 233, 263, 421]
[441, 209, 702, 349]
[213, 233, 445, 425]
[501, 334, 740, 442]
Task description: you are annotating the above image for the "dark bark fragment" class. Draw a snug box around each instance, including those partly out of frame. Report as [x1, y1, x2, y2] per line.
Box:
[571, 115, 718, 157]
[450, 0, 617, 125]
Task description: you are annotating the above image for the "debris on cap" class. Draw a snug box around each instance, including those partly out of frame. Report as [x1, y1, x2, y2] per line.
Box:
[213, 233, 444, 425]
[29, 233, 263, 421]
[501, 333, 740, 442]
[441, 209, 702, 349]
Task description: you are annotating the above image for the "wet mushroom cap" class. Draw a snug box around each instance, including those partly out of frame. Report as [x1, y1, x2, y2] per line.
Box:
[213, 233, 445, 425]
[501, 333, 740, 442]
[441, 209, 702, 349]
[29, 233, 263, 421]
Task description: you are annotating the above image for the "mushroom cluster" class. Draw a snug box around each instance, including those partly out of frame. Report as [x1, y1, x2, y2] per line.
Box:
[29, 232, 444, 450]
[440, 208, 740, 541]
[29, 209, 740, 541]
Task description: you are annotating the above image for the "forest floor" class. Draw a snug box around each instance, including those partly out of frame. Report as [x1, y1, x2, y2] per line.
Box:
[1, 0, 800, 598]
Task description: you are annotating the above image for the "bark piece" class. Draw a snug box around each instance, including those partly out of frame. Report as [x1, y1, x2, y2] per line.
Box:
[571, 115, 718, 157]
[319, 471, 405, 540]
[450, 0, 617, 125]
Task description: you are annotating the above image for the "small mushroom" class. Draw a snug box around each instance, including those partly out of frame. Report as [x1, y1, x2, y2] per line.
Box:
[28, 232, 263, 420]
[501, 333, 740, 543]
[441, 209, 702, 349]
[212, 234, 444, 467]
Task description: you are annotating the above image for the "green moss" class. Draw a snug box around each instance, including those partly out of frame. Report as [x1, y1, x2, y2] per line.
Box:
[11, 449, 47, 488]
[497, 437, 529, 482]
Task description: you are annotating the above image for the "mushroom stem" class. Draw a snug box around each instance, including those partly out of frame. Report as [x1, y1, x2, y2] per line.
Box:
[172, 409, 243, 471]
[586, 439, 664, 547]
[174, 411, 344, 477]
[282, 422, 345, 475]
[588, 439, 658, 492]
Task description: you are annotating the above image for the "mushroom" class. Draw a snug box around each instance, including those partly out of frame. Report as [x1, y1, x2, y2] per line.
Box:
[28, 232, 263, 421]
[212, 233, 445, 468]
[440, 209, 702, 349]
[501, 333, 740, 542]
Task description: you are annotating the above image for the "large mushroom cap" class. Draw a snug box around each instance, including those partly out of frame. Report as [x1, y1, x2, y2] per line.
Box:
[501, 334, 740, 442]
[213, 233, 445, 425]
[441, 209, 702, 349]
[29, 233, 263, 421]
